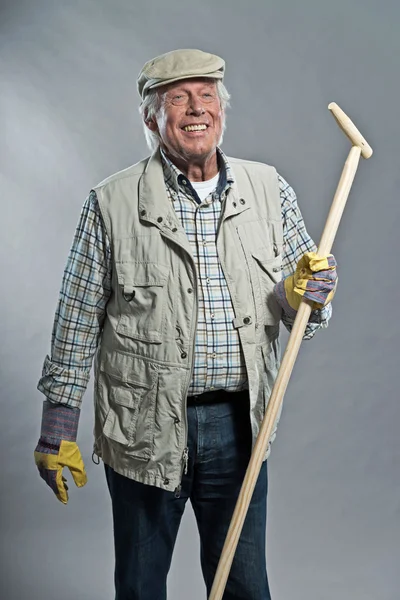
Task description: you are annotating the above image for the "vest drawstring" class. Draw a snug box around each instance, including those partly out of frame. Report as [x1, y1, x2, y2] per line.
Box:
[91, 432, 104, 465]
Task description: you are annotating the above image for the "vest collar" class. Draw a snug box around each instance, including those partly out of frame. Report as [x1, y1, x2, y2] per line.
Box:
[138, 148, 252, 227]
[138, 149, 179, 231]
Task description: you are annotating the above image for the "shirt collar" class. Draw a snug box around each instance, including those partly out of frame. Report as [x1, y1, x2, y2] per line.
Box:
[160, 147, 234, 198]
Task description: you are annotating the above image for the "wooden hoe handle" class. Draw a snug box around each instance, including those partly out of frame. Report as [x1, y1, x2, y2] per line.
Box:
[208, 104, 373, 600]
[328, 103, 373, 160]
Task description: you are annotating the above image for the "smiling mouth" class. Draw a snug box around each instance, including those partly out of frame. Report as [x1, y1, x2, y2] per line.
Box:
[182, 124, 208, 132]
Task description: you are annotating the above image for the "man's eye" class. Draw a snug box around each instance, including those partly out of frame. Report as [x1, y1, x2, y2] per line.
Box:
[170, 94, 187, 105]
[202, 93, 215, 102]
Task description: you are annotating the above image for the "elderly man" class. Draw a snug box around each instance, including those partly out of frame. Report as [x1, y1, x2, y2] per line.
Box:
[34, 49, 337, 599]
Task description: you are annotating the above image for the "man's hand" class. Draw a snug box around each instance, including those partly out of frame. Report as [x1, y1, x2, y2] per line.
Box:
[34, 401, 87, 504]
[274, 251, 338, 314]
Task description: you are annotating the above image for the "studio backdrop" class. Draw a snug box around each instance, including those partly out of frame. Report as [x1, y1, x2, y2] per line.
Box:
[1, 1, 399, 599]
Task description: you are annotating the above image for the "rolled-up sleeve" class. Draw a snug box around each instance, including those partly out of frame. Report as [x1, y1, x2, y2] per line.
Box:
[279, 174, 332, 340]
[37, 191, 112, 408]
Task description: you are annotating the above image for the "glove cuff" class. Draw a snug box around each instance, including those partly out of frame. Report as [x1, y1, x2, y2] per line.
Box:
[273, 279, 298, 319]
[39, 400, 80, 445]
[274, 278, 327, 325]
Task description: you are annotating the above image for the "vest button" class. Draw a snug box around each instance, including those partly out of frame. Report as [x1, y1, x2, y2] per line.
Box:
[181, 352, 187, 359]
[157, 216, 163, 223]
[240, 198, 245, 204]
[164, 478, 170, 485]
[187, 288, 193, 294]
[140, 209, 146, 216]
[232, 202, 237, 208]
[172, 227, 177, 232]
[174, 417, 180, 424]
[243, 316, 251, 325]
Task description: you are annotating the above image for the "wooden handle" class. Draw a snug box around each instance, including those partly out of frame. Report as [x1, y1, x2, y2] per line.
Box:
[328, 102, 373, 159]
[208, 144, 364, 600]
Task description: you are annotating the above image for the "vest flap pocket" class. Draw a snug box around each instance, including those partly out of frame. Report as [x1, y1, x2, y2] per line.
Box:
[115, 261, 169, 287]
[251, 249, 283, 284]
[99, 350, 157, 387]
[99, 352, 158, 460]
[248, 250, 283, 325]
[110, 386, 142, 408]
[115, 262, 170, 343]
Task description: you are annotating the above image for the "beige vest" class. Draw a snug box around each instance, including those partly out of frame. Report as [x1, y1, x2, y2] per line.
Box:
[92, 150, 284, 493]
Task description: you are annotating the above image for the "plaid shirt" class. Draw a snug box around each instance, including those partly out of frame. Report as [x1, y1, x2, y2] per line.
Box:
[38, 149, 331, 407]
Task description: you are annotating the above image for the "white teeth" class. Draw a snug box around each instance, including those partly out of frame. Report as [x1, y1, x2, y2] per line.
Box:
[183, 124, 207, 132]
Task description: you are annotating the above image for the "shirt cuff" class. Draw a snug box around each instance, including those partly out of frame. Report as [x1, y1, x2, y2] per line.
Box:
[37, 355, 90, 409]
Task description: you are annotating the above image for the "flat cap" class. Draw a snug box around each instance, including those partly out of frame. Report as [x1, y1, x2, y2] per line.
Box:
[137, 49, 225, 99]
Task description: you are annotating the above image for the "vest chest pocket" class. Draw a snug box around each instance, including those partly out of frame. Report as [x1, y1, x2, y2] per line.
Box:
[236, 222, 283, 326]
[251, 247, 283, 325]
[115, 262, 170, 343]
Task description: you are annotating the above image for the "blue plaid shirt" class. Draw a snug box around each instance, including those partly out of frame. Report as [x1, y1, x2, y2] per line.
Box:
[38, 149, 331, 407]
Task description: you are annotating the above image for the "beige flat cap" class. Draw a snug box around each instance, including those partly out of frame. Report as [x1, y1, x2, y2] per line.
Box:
[137, 49, 225, 99]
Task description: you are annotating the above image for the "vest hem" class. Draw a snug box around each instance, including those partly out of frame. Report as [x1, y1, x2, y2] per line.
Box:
[96, 443, 180, 493]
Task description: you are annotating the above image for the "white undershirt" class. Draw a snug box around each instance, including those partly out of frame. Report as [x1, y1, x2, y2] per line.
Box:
[190, 172, 220, 202]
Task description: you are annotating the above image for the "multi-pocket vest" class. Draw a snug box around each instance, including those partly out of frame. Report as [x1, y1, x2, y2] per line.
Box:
[92, 149, 284, 493]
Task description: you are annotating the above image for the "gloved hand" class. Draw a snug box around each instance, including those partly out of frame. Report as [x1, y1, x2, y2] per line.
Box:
[274, 251, 337, 315]
[34, 400, 87, 504]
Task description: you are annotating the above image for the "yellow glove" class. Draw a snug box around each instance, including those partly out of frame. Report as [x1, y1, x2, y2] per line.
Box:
[275, 251, 338, 314]
[34, 440, 87, 505]
[34, 401, 87, 504]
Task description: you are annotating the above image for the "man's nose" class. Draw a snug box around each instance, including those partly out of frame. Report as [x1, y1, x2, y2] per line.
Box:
[187, 103, 205, 116]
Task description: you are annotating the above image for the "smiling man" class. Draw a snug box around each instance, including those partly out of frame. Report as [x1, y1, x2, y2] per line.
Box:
[146, 78, 223, 180]
[34, 49, 338, 599]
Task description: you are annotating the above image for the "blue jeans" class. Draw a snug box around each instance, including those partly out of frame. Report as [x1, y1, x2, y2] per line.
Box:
[104, 395, 271, 599]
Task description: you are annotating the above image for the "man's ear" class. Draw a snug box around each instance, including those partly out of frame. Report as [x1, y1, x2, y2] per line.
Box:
[145, 118, 158, 132]
[143, 109, 158, 132]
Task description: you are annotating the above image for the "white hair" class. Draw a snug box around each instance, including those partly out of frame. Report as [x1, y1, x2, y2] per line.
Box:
[139, 80, 231, 152]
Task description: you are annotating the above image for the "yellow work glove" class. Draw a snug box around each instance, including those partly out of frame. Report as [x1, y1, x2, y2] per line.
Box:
[34, 401, 87, 504]
[274, 251, 338, 315]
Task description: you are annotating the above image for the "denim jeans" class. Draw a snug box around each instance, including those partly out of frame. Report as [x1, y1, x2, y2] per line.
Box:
[104, 394, 271, 599]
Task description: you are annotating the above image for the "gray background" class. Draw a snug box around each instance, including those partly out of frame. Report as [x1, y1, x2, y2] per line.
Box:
[1, 0, 399, 598]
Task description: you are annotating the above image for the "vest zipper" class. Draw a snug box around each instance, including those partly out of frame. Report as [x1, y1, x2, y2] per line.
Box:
[175, 255, 198, 497]
[174, 251, 198, 498]
[159, 229, 197, 501]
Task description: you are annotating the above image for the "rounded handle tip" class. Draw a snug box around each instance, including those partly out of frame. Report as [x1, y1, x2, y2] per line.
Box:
[328, 102, 373, 159]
